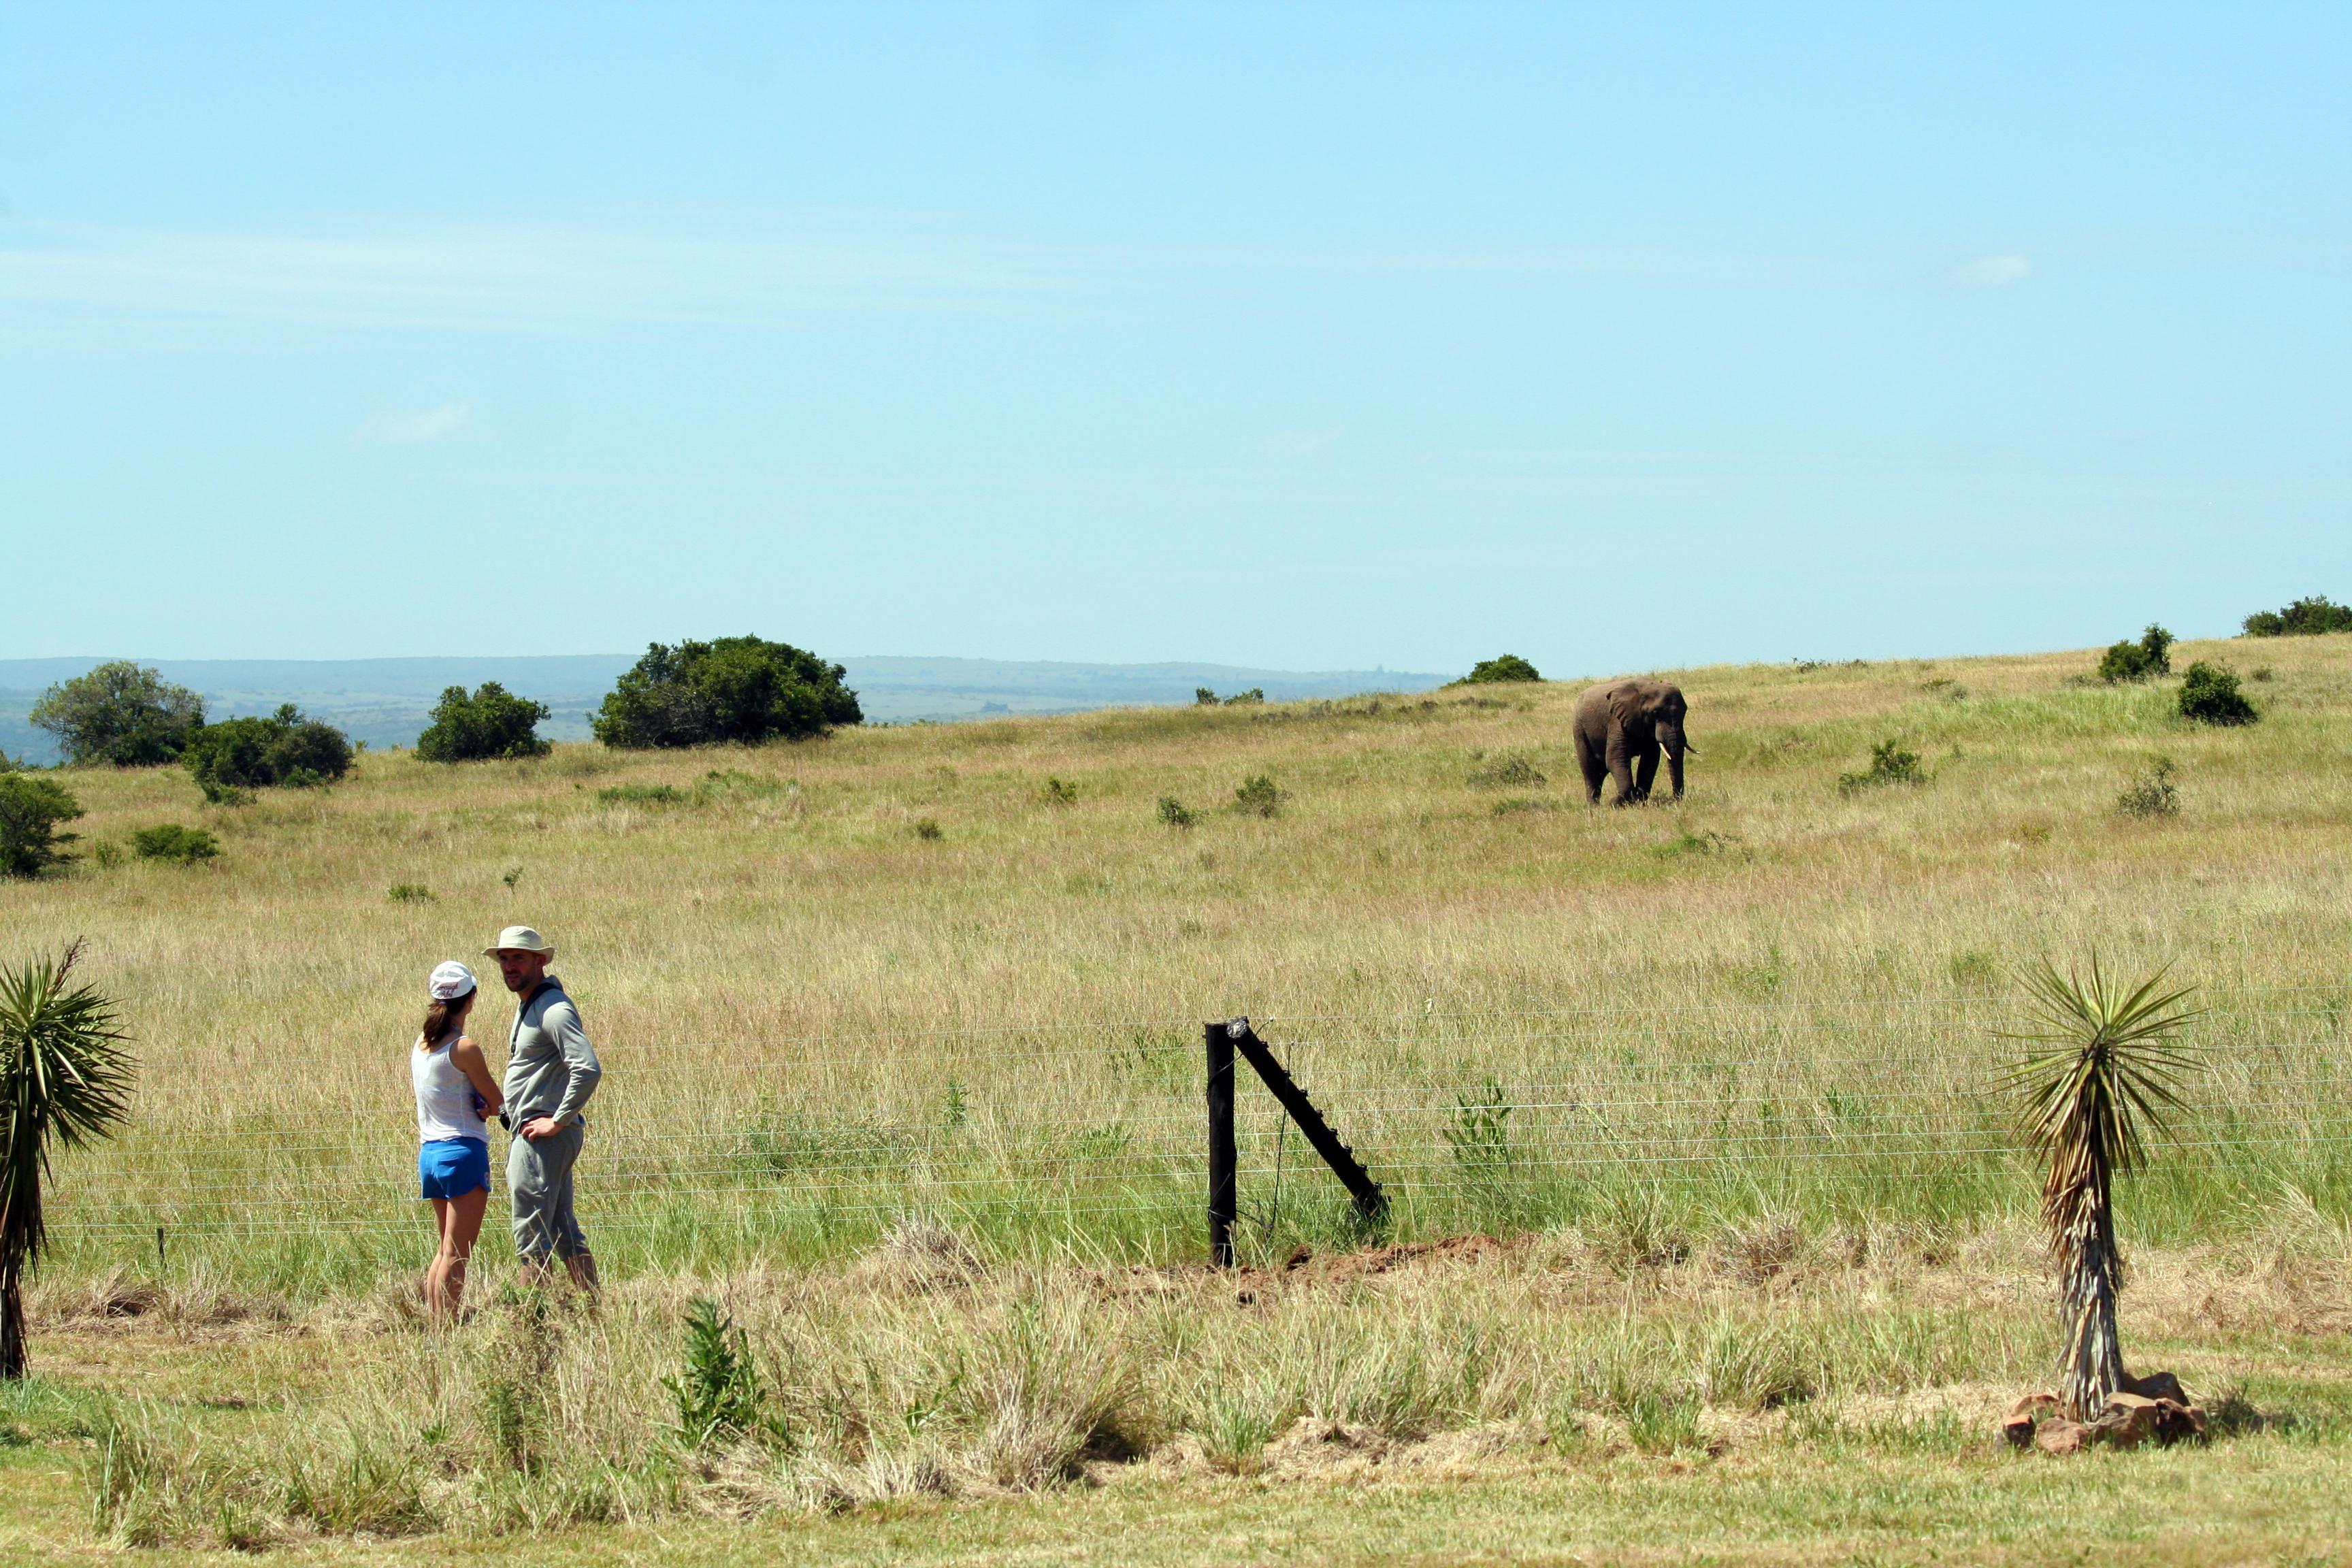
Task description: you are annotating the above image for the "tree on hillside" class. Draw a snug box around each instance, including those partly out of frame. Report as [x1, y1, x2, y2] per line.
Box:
[593, 637, 862, 749]
[2096, 625, 2173, 684]
[0, 777, 82, 879]
[181, 705, 354, 799]
[1460, 654, 1541, 684]
[2242, 595, 2352, 637]
[29, 662, 206, 767]
[1, 941, 136, 1378]
[2003, 957, 2199, 1420]
[415, 683, 552, 763]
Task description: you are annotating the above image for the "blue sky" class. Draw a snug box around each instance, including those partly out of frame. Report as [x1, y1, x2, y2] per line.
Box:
[3, 3, 2345, 675]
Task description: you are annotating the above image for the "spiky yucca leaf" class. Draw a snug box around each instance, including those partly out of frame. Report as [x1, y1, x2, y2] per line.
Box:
[1, 940, 136, 1379]
[2000, 955, 2200, 1418]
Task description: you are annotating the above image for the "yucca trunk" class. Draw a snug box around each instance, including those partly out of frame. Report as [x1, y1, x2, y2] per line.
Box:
[2045, 1107, 2124, 1419]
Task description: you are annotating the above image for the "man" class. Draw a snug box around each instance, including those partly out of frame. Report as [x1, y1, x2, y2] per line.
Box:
[485, 926, 602, 1291]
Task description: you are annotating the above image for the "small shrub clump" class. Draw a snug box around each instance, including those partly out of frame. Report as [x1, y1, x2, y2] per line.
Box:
[388, 883, 435, 904]
[0, 774, 82, 878]
[1156, 796, 1196, 828]
[1232, 774, 1285, 817]
[2114, 757, 2180, 818]
[2097, 625, 2174, 683]
[415, 683, 551, 763]
[2178, 662, 2257, 725]
[1838, 739, 1926, 794]
[2243, 595, 2352, 637]
[912, 817, 943, 841]
[1197, 687, 1264, 706]
[596, 783, 683, 806]
[664, 1298, 780, 1451]
[1459, 654, 1541, 684]
[130, 823, 220, 864]
[1466, 753, 1546, 789]
[1042, 777, 1078, 805]
[593, 636, 862, 749]
[181, 705, 353, 799]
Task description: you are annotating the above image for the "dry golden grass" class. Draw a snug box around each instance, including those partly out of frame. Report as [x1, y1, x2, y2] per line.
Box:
[3, 633, 2349, 1283]
[7, 633, 2352, 1561]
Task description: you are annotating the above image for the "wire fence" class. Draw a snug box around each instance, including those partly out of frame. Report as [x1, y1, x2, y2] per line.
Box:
[46, 991, 2352, 1267]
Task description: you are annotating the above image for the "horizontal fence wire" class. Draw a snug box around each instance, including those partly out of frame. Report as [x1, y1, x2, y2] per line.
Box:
[48, 996, 2352, 1256]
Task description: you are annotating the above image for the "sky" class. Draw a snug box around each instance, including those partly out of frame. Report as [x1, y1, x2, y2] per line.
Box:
[2, 3, 2346, 676]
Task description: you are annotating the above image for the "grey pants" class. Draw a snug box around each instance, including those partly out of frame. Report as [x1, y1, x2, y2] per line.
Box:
[508, 1122, 590, 1262]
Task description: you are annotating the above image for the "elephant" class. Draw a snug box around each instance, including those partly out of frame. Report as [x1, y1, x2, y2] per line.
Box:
[1572, 679, 1695, 805]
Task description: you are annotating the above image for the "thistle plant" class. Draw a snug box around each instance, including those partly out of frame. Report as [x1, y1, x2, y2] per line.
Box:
[2003, 956, 2199, 1419]
[0, 940, 136, 1378]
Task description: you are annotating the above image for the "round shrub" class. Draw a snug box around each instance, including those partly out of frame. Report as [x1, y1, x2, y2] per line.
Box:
[130, 823, 220, 864]
[0, 774, 82, 878]
[593, 636, 862, 749]
[2096, 625, 2173, 684]
[181, 705, 354, 798]
[2178, 662, 2257, 725]
[1463, 654, 1541, 684]
[415, 683, 552, 763]
[2243, 595, 2352, 637]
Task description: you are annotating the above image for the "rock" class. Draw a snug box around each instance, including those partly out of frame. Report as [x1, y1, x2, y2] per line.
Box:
[2035, 1418, 2092, 1455]
[2095, 1392, 2166, 1450]
[2123, 1369, 2190, 1405]
[2002, 1393, 2060, 1449]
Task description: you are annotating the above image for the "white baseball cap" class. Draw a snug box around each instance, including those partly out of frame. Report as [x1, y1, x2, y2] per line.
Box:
[428, 961, 478, 1001]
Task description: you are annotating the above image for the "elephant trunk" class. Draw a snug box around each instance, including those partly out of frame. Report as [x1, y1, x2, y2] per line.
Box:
[1660, 719, 1690, 798]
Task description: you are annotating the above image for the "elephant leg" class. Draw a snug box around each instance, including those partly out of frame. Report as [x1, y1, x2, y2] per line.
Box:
[1632, 741, 1660, 803]
[1605, 730, 1636, 806]
[1575, 736, 1607, 803]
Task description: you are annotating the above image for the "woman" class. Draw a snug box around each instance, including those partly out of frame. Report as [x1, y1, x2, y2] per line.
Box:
[414, 960, 502, 1319]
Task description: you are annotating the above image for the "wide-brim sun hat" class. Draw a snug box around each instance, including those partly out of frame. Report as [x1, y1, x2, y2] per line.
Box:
[485, 926, 556, 960]
[428, 961, 478, 1001]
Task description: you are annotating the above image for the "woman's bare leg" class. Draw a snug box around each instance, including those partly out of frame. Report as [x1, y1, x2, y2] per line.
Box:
[427, 1190, 489, 1320]
[426, 1197, 455, 1316]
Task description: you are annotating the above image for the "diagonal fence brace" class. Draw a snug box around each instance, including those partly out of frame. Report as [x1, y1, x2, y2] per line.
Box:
[1205, 1017, 1388, 1266]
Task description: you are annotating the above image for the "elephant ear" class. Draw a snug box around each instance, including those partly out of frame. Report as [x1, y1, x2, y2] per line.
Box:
[1607, 684, 1647, 725]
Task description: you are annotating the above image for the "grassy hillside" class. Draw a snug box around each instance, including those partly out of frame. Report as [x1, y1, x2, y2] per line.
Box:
[7, 633, 2352, 1561]
[7, 632, 2348, 1285]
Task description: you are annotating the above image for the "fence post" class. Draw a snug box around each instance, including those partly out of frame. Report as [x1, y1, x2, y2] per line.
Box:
[1205, 1021, 1237, 1267]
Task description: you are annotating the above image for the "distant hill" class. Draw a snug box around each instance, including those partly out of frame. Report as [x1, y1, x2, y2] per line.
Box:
[0, 654, 1450, 764]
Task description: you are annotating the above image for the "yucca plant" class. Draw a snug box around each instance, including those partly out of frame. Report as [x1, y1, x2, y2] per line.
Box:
[2002, 956, 2200, 1419]
[1, 941, 136, 1379]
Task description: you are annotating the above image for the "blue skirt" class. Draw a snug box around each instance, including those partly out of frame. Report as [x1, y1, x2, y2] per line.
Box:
[419, 1137, 489, 1200]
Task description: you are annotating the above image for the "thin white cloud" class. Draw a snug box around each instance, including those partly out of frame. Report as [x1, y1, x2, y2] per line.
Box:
[0, 212, 1853, 347]
[0, 216, 1081, 340]
[1953, 255, 2031, 289]
[359, 403, 468, 444]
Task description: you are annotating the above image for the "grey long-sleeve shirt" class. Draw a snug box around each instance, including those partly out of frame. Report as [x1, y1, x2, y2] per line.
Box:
[504, 979, 602, 1128]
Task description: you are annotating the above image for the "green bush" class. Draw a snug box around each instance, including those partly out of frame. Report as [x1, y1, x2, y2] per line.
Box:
[592, 636, 861, 749]
[414, 683, 551, 763]
[2178, 662, 2257, 725]
[0, 774, 82, 878]
[2243, 595, 2352, 637]
[2096, 625, 2174, 683]
[1156, 796, 1196, 828]
[1460, 654, 1541, 684]
[129, 824, 220, 864]
[2114, 758, 2180, 818]
[1043, 777, 1078, 805]
[1232, 774, 1285, 817]
[1838, 739, 1925, 794]
[596, 784, 682, 806]
[1194, 688, 1218, 706]
[388, 883, 435, 904]
[29, 662, 206, 767]
[911, 817, 943, 840]
[181, 706, 353, 797]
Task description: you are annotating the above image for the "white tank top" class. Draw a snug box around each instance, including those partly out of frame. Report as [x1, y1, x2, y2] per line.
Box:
[413, 1035, 488, 1143]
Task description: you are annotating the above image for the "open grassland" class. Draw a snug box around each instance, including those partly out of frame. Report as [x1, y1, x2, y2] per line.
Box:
[5, 633, 2352, 1561]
